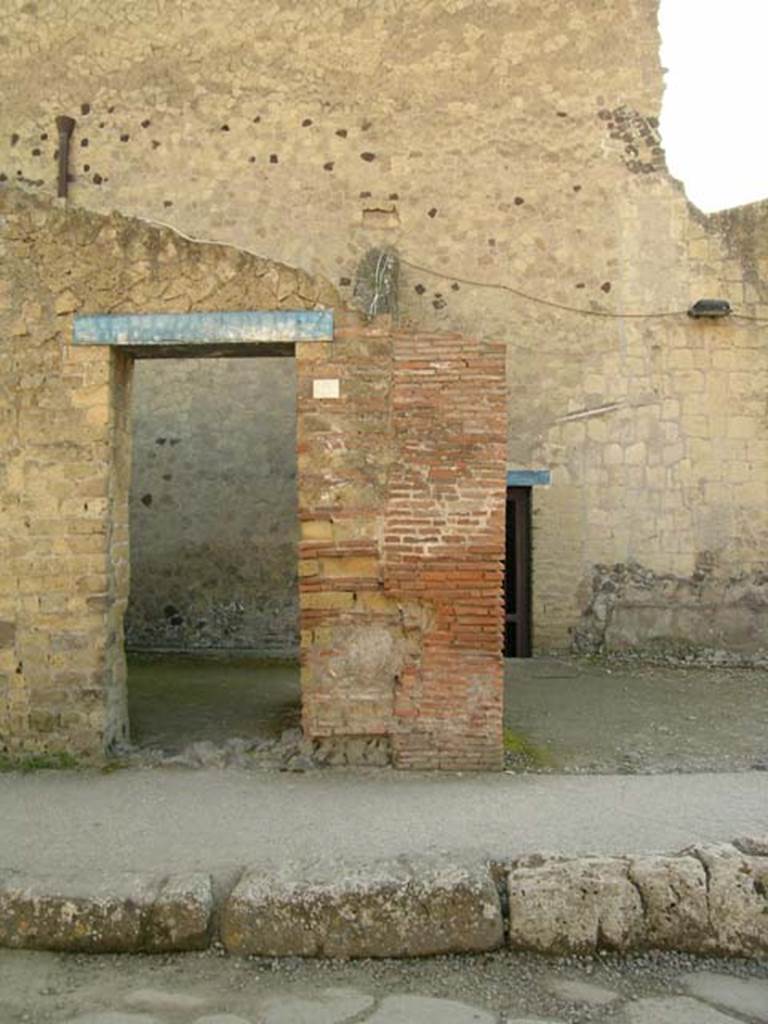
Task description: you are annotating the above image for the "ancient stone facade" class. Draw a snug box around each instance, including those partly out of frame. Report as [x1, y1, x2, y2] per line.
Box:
[2, 0, 768, 763]
[0, 190, 506, 765]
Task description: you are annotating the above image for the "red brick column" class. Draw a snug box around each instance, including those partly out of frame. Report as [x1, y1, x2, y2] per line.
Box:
[385, 334, 506, 769]
[296, 314, 506, 770]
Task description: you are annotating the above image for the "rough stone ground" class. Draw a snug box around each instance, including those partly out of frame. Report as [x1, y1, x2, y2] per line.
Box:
[121, 655, 768, 773]
[504, 658, 768, 774]
[1, 948, 767, 1024]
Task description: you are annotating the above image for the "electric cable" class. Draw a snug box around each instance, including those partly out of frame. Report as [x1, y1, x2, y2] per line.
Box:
[140, 213, 768, 324]
[400, 255, 768, 323]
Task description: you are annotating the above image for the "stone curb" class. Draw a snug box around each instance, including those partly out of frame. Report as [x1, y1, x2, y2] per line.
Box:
[220, 856, 503, 957]
[0, 871, 212, 953]
[0, 839, 765, 958]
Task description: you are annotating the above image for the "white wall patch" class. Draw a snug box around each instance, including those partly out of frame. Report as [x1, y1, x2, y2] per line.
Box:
[313, 378, 340, 399]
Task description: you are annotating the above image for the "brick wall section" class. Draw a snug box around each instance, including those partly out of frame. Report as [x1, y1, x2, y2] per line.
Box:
[297, 315, 506, 771]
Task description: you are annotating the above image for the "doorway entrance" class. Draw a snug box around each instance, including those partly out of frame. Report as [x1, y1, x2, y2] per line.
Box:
[504, 486, 532, 657]
[71, 308, 334, 755]
[125, 355, 301, 752]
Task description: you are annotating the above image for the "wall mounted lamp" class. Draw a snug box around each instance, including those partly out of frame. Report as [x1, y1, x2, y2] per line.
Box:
[687, 299, 732, 319]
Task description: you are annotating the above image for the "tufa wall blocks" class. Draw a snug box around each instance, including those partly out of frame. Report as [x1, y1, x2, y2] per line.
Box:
[0, 189, 334, 757]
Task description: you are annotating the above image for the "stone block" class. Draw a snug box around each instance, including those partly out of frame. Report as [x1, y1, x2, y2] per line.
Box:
[0, 871, 213, 952]
[681, 972, 768, 1023]
[624, 997, 741, 1024]
[543, 978, 619, 1006]
[260, 988, 375, 1024]
[733, 834, 768, 856]
[507, 858, 643, 954]
[0, 620, 15, 648]
[221, 856, 503, 957]
[143, 872, 213, 951]
[320, 556, 379, 578]
[628, 855, 709, 951]
[65, 1015, 163, 1024]
[124, 990, 208, 1013]
[301, 520, 334, 541]
[694, 844, 768, 956]
[301, 592, 355, 611]
[365, 995, 497, 1024]
[0, 872, 152, 952]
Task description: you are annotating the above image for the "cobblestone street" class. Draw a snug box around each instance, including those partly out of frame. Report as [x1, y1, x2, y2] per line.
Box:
[3, 948, 768, 1024]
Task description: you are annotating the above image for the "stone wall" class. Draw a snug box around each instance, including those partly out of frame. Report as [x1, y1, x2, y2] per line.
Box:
[3, 0, 768, 660]
[1, 191, 505, 766]
[0, 189, 334, 756]
[297, 318, 507, 770]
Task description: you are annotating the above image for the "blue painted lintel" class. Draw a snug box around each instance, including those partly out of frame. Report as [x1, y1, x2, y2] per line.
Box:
[73, 310, 333, 346]
[507, 469, 551, 487]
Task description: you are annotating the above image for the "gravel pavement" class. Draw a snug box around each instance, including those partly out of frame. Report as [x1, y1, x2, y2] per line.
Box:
[1, 767, 766, 881]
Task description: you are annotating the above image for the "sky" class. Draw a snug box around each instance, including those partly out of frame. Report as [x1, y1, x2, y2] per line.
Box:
[659, 0, 768, 213]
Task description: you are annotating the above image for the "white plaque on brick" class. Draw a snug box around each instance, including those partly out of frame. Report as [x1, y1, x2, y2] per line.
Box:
[313, 378, 340, 399]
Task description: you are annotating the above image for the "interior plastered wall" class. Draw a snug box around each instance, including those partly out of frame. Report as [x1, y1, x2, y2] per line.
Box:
[3, 0, 768, 656]
[126, 357, 299, 656]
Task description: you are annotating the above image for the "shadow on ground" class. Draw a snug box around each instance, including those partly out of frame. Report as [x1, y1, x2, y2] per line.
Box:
[126, 651, 767, 774]
[127, 651, 301, 753]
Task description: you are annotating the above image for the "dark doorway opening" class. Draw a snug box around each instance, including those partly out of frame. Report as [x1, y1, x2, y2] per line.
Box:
[125, 354, 301, 753]
[504, 486, 532, 657]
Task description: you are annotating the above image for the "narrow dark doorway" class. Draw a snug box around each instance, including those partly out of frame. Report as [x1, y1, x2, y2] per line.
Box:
[504, 486, 532, 657]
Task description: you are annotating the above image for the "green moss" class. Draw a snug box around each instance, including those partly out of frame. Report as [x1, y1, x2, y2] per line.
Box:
[502, 728, 556, 769]
[0, 751, 80, 773]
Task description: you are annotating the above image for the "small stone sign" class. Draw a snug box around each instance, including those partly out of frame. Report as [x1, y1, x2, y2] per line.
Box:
[312, 378, 340, 399]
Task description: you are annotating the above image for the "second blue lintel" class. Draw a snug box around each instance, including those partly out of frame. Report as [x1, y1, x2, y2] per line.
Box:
[507, 469, 551, 487]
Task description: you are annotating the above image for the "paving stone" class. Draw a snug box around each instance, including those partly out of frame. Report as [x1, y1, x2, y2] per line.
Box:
[623, 996, 742, 1024]
[65, 1013, 163, 1024]
[261, 987, 374, 1024]
[365, 994, 496, 1024]
[124, 988, 208, 1012]
[545, 977, 619, 1006]
[682, 972, 768, 1023]
[221, 856, 503, 957]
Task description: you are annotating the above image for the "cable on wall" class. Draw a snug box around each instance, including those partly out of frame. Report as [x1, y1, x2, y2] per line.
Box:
[139, 213, 768, 324]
